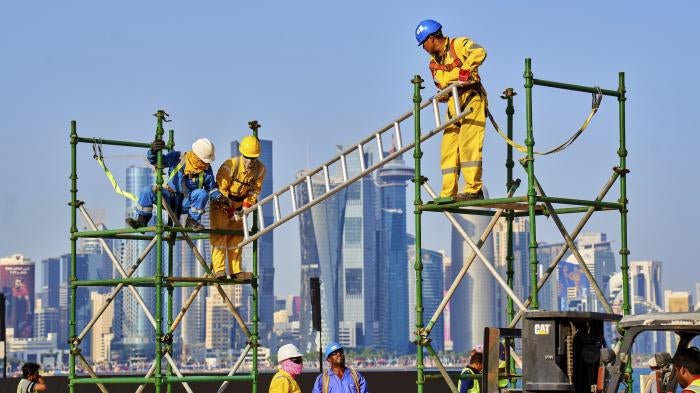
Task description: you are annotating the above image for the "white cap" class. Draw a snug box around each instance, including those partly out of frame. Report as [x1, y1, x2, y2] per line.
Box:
[277, 343, 302, 362]
[191, 138, 215, 164]
[648, 352, 671, 369]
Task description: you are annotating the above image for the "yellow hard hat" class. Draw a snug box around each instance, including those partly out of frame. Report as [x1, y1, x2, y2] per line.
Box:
[239, 135, 261, 158]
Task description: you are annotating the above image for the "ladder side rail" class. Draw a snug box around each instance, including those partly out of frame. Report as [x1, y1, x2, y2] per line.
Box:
[237, 105, 471, 248]
[246, 82, 461, 214]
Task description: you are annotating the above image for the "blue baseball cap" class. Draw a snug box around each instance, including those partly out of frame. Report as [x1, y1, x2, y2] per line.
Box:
[324, 342, 343, 359]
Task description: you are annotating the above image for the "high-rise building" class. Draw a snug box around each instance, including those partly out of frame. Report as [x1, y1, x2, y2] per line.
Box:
[295, 170, 347, 353]
[573, 233, 617, 312]
[494, 217, 530, 324]
[449, 208, 498, 353]
[664, 290, 692, 352]
[442, 255, 453, 352]
[628, 260, 663, 353]
[375, 155, 413, 353]
[231, 138, 274, 346]
[339, 150, 377, 349]
[408, 236, 445, 353]
[113, 165, 155, 361]
[178, 232, 208, 361]
[34, 298, 59, 339]
[90, 292, 115, 363]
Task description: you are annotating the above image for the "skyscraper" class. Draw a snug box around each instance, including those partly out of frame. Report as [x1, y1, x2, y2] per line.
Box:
[574, 232, 617, 312]
[339, 150, 377, 349]
[296, 170, 347, 353]
[231, 138, 274, 345]
[113, 165, 155, 361]
[629, 260, 663, 353]
[449, 209, 498, 353]
[493, 217, 530, 324]
[408, 236, 445, 353]
[375, 155, 413, 353]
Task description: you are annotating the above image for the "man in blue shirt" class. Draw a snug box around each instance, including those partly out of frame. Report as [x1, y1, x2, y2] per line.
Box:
[312, 342, 369, 393]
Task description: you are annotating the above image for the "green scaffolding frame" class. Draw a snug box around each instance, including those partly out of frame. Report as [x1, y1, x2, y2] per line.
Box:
[68, 111, 261, 393]
[411, 58, 631, 393]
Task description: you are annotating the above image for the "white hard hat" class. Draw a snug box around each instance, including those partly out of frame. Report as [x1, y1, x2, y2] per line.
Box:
[277, 343, 302, 362]
[191, 138, 215, 164]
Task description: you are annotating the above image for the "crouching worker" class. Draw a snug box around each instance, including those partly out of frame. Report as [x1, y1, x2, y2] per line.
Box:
[126, 138, 220, 232]
[211, 135, 266, 280]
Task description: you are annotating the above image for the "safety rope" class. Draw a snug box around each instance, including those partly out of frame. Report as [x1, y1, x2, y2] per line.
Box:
[488, 87, 603, 156]
[92, 140, 137, 201]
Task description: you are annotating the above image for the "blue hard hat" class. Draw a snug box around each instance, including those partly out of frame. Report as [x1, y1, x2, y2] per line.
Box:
[415, 19, 442, 45]
[324, 342, 343, 359]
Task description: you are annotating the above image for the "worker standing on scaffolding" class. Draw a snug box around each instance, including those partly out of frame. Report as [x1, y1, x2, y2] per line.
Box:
[416, 19, 488, 201]
[126, 138, 220, 231]
[210, 135, 266, 280]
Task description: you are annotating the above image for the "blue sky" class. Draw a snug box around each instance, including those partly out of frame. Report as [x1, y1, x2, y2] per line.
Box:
[1, 1, 698, 298]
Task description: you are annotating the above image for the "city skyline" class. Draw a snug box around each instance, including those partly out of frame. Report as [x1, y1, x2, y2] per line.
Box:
[2, 2, 699, 299]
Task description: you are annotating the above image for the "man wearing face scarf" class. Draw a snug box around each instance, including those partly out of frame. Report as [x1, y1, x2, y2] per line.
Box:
[270, 343, 304, 393]
[126, 138, 220, 232]
[211, 135, 266, 280]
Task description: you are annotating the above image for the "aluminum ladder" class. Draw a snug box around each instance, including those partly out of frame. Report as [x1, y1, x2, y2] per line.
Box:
[237, 82, 474, 249]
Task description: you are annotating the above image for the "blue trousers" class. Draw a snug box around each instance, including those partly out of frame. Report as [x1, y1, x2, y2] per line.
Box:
[135, 187, 209, 221]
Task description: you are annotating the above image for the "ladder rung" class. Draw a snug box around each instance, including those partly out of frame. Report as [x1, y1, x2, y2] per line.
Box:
[323, 165, 331, 193]
[432, 98, 441, 127]
[394, 122, 402, 149]
[257, 205, 264, 230]
[273, 195, 281, 222]
[306, 175, 314, 202]
[375, 133, 384, 161]
[340, 154, 348, 182]
[451, 85, 461, 116]
[357, 144, 366, 172]
[242, 214, 250, 239]
[289, 185, 297, 211]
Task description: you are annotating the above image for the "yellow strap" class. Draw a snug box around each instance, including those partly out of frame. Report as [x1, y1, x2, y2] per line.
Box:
[487, 88, 601, 156]
[94, 156, 137, 201]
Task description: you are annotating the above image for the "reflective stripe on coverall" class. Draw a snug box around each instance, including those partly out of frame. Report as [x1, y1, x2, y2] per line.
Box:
[429, 36, 487, 197]
[211, 156, 266, 275]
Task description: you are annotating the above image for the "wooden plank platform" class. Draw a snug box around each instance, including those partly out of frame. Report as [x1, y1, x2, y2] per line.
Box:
[166, 276, 252, 285]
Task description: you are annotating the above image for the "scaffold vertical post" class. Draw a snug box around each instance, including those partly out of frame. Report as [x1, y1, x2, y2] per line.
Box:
[524, 59, 540, 309]
[617, 73, 630, 317]
[412, 75, 425, 393]
[166, 129, 175, 393]
[69, 120, 78, 393]
[503, 88, 517, 324]
[250, 120, 261, 393]
[154, 110, 167, 393]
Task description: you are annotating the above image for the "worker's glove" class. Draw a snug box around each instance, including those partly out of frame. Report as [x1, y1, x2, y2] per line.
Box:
[243, 201, 253, 209]
[458, 69, 471, 83]
[151, 139, 166, 152]
[436, 92, 450, 103]
[232, 208, 244, 222]
[214, 194, 232, 207]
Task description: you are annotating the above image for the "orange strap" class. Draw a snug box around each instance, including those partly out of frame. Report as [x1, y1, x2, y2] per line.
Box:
[429, 38, 462, 72]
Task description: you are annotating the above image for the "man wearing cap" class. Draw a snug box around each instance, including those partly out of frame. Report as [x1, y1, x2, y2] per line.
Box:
[644, 352, 671, 393]
[312, 341, 369, 393]
[270, 343, 304, 393]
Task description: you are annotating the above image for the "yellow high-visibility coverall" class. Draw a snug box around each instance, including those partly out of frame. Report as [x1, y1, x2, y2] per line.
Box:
[268, 369, 301, 393]
[211, 156, 266, 275]
[429, 36, 487, 197]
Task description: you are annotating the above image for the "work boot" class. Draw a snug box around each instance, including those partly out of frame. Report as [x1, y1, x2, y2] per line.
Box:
[213, 270, 227, 280]
[230, 272, 253, 281]
[184, 216, 205, 232]
[125, 215, 150, 229]
[453, 189, 484, 202]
